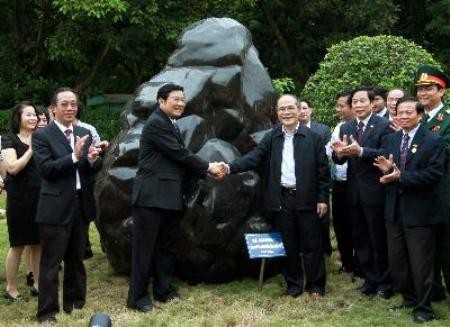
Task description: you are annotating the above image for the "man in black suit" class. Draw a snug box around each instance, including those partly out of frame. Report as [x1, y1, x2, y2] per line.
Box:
[326, 90, 358, 273]
[374, 97, 445, 323]
[32, 87, 103, 323]
[298, 99, 332, 256]
[224, 94, 330, 299]
[332, 86, 392, 298]
[127, 83, 223, 312]
[372, 86, 389, 119]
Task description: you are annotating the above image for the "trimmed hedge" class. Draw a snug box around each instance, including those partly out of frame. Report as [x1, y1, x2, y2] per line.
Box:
[301, 35, 443, 127]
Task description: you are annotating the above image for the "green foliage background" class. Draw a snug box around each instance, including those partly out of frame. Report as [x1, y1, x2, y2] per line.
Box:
[0, 107, 121, 142]
[302, 35, 442, 127]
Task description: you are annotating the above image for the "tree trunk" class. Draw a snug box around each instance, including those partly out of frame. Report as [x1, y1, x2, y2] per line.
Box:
[258, 0, 294, 75]
[74, 43, 110, 94]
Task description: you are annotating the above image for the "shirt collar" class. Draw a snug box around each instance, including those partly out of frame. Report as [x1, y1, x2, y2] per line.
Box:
[376, 107, 387, 117]
[403, 124, 420, 140]
[282, 122, 299, 136]
[426, 102, 444, 121]
[54, 120, 73, 134]
[356, 113, 372, 126]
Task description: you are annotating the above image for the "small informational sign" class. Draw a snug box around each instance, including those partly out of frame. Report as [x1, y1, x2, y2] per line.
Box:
[244, 233, 286, 259]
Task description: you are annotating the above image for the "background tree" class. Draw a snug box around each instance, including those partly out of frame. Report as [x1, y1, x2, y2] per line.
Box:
[301, 35, 441, 127]
[0, 0, 449, 112]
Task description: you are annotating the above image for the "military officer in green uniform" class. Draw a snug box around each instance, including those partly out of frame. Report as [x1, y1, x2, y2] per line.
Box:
[415, 65, 450, 300]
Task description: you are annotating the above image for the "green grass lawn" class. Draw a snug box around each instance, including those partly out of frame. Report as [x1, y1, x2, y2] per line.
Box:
[0, 195, 449, 326]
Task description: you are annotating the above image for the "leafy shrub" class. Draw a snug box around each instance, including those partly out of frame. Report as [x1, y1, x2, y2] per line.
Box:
[0, 110, 11, 135]
[302, 35, 443, 127]
[81, 107, 122, 141]
[272, 77, 297, 95]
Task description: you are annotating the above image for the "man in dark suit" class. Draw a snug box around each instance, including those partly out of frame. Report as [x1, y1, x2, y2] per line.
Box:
[372, 86, 389, 119]
[331, 86, 392, 298]
[127, 83, 222, 312]
[326, 90, 358, 273]
[224, 94, 330, 299]
[415, 65, 450, 300]
[374, 97, 445, 323]
[32, 87, 103, 323]
[298, 99, 332, 256]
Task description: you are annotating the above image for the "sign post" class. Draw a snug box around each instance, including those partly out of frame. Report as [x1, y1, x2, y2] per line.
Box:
[244, 233, 286, 290]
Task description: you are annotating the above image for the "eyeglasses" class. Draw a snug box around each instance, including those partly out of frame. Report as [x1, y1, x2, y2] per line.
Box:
[167, 97, 186, 103]
[58, 101, 78, 109]
[277, 106, 298, 112]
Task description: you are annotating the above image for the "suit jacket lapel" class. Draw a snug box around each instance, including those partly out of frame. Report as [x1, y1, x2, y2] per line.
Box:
[348, 119, 357, 139]
[406, 125, 426, 165]
[49, 122, 73, 153]
[156, 108, 184, 145]
[360, 115, 376, 145]
[392, 132, 402, 165]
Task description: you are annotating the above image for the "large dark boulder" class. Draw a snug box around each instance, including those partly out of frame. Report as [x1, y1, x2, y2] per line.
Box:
[95, 17, 277, 282]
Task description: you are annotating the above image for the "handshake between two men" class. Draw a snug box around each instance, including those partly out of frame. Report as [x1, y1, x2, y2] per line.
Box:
[207, 162, 229, 180]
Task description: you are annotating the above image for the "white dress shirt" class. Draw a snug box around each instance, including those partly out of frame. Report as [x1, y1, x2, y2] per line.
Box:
[280, 123, 299, 188]
[376, 107, 388, 117]
[54, 120, 81, 190]
[326, 121, 348, 181]
[402, 124, 420, 149]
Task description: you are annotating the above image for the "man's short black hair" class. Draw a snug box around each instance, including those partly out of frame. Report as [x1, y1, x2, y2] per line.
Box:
[372, 87, 388, 101]
[395, 96, 425, 115]
[336, 89, 352, 106]
[10, 101, 37, 134]
[351, 86, 375, 102]
[156, 83, 184, 101]
[50, 87, 78, 106]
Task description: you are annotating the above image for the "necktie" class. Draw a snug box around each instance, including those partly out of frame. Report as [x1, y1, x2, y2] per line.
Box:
[64, 129, 72, 144]
[173, 122, 181, 139]
[399, 133, 410, 170]
[423, 113, 430, 123]
[356, 121, 364, 143]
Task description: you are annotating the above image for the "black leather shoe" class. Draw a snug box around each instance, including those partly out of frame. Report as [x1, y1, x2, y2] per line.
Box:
[63, 301, 84, 314]
[128, 297, 153, 312]
[376, 288, 393, 299]
[281, 287, 303, 298]
[128, 303, 153, 312]
[30, 286, 39, 297]
[413, 311, 435, 323]
[357, 284, 376, 296]
[38, 315, 57, 324]
[26, 272, 34, 287]
[154, 291, 180, 303]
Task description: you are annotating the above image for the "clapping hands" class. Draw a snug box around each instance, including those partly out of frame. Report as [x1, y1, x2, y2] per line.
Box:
[373, 154, 394, 174]
[331, 135, 361, 157]
[208, 161, 229, 181]
[374, 154, 400, 184]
